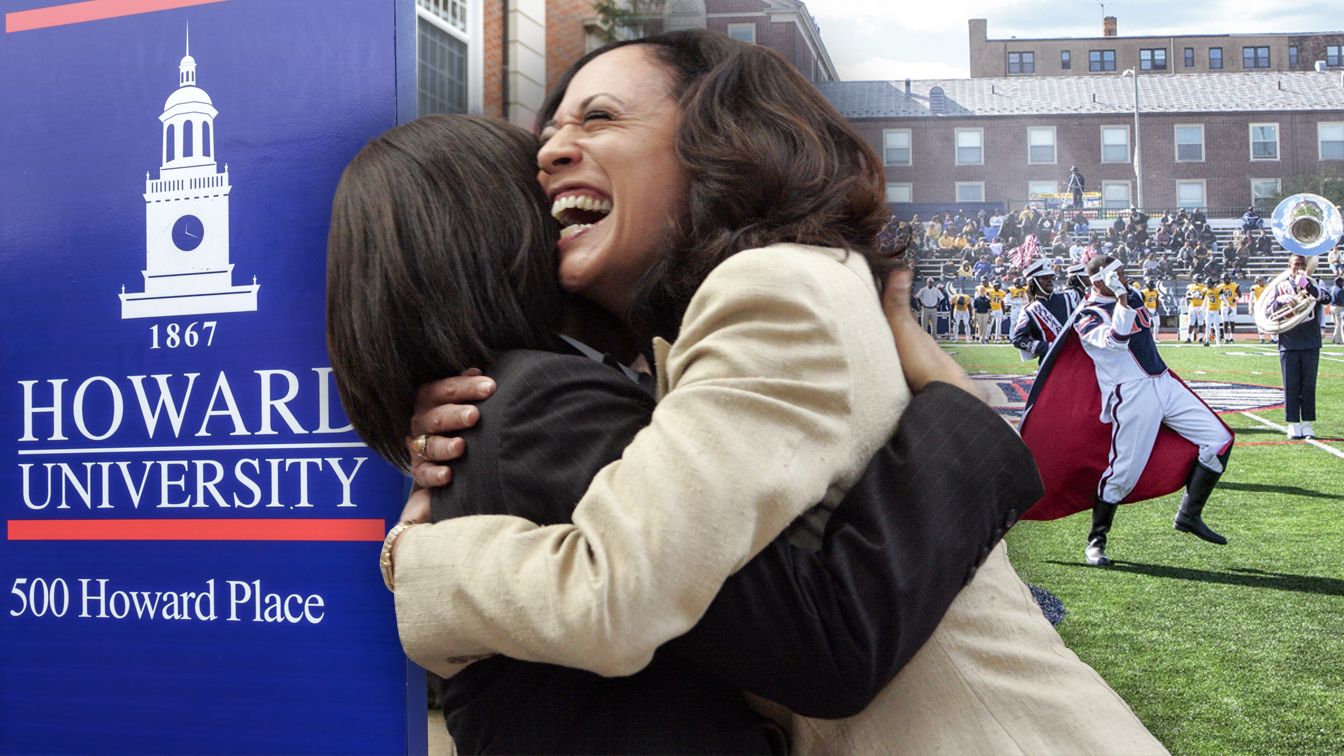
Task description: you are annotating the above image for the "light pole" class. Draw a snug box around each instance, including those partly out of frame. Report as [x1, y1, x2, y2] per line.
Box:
[1122, 68, 1143, 209]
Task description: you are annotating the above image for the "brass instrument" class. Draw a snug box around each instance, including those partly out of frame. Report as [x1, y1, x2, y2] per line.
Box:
[1252, 194, 1341, 334]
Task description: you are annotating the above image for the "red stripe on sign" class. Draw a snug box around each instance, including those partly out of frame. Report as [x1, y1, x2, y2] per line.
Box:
[6, 0, 228, 33]
[8, 519, 385, 541]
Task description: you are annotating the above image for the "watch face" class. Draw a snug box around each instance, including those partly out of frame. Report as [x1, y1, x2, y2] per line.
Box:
[171, 215, 205, 251]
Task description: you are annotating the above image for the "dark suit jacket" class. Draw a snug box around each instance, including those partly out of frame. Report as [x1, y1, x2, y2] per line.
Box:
[431, 340, 1043, 755]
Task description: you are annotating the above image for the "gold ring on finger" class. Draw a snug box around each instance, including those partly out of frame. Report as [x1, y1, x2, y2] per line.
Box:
[413, 434, 430, 458]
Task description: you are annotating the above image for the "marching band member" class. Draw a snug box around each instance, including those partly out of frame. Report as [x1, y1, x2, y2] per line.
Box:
[1025, 256, 1234, 566]
[1012, 259, 1076, 364]
[1272, 255, 1324, 439]
[1064, 262, 1090, 309]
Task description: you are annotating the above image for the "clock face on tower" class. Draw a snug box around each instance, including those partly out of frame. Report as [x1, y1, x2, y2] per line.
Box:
[171, 214, 205, 251]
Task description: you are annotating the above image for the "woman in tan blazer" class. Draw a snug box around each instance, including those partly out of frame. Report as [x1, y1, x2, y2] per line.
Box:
[392, 31, 1167, 756]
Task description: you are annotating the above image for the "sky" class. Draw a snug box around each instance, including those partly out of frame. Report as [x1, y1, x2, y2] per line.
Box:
[801, 0, 1343, 80]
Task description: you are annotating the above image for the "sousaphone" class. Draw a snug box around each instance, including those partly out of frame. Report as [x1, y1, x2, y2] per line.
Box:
[1252, 193, 1343, 333]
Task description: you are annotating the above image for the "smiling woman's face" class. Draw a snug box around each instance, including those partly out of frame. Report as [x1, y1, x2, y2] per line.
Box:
[537, 45, 688, 318]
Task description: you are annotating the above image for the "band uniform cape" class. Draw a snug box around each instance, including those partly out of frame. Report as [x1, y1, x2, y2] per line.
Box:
[1018, 303, 1235, 520]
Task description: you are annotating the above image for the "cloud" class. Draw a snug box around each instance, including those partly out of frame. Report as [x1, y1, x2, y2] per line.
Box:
[803, 0, 1035, 34]
[836, 57, 971, 81]
[804, 0, 1334, 37]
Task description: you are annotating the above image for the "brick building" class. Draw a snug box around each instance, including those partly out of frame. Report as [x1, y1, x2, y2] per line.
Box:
[969, 17, 1344, 79]
[416, 0, 833, 128]
[816, 71, 1344, 212]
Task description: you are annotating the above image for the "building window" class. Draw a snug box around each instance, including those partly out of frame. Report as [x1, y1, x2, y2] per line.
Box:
[1184, 47, 1194, 68]
[1028, 181, 1057, 199]
[182, 119, 194, 158]
[1089, 49, 1116, 72]
[1319, 123, 1344, 160]
[1102, 181, 1131, 209]
[727, 24, 755, 44]
[955, 182, 985, 203]
[1209, 47, 1223, 69]
[1028, 127, 1056, 164]
[1251, 179, 1282, 212]
[1008, 51, 1034, 74]
[1061, 50, 1071, 70]
[1175, 125, 1204, 162]
[1289, 46, 1299, 67]
[202, 121, 211, 158]
[165, 123, 174, 162]
[421, 0, 467, 31]
[418, 0, 469, 115]
[1139, 48, 1167, 71]
[1101, 125, 1129, 163]
[883, 129, 911, 166]
[886, 183, 912, 203]
[1328, 46, 1343, 67]
[1176, 180, 1206, 209]
[1243, 46, 1270, 69]
[1250, 123, 1279, 160]
[955, 129, 983, 165]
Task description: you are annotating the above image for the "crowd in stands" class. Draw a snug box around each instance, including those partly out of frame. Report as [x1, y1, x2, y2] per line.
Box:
[879, 204, 1293, 290]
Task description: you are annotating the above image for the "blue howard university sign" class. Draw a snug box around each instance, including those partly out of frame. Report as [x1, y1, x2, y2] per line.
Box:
[1, 1, 419, 752]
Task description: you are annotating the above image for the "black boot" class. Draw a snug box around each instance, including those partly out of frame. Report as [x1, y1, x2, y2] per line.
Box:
[1174, 450, 1229, 545]
[1085, 496, 1118, 566]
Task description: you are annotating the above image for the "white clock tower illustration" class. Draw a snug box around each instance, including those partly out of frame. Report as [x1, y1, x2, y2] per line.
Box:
[120, 31, 258, 319]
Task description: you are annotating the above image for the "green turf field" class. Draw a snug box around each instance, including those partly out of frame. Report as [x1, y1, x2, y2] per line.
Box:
[950, 339, 1344, 755]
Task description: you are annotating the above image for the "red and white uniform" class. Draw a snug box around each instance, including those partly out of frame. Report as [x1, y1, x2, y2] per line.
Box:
[1075, 288, 1234, 505]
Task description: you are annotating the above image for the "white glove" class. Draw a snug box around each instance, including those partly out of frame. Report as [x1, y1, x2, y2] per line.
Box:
[1103, 269, 1125, 295]
[1296, 274, 1311, 289]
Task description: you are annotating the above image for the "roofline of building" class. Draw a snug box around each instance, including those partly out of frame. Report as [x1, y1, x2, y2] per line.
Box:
[971, 18, 1344, 45]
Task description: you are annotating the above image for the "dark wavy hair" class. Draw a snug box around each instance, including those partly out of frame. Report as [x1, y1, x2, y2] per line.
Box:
[539, 29, 891, 342]
[326, 115, 562, 469]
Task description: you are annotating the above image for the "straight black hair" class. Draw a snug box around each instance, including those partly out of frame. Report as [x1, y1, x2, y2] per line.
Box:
[326, 115, 562, 470]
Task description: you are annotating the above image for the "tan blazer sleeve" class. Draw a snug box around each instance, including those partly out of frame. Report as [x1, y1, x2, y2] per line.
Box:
[395, 245, 909, 679]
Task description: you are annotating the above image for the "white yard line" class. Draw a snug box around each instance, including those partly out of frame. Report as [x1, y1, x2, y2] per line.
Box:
[1239, 411, 1344, 461]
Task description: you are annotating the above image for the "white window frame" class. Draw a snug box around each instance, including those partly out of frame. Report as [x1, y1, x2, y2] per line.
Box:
[1027, 126, 1056, 164]
[1318, 122, 1344, 161]
[1174, 124, 1204, 163]
[1101, 181, 1131, 209]
[726, 23, 756, 44]
[882, 128, 911, 166]
[1008, 51, 1034, 74]
[1028, 181, 1057, 199]
[1176, 180, 1206, 209]
[1101, 125, 1129, 163]
[955, 181, 985, 203]
[417, 0, 484, 116]
[1250, 178, 1281, 211]
[955, 128, 984, 166]
[1250, 123, 1280, 161]
[885, 182, 912, 203]
[1139, 48, 1167, 71]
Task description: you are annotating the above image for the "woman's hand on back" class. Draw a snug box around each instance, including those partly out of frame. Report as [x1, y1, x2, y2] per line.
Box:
[881, 266, 982, 400]
[406, 369, 496, 488]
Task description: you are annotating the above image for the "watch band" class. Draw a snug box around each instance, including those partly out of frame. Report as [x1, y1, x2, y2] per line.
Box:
[380, 520, 418, 592]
